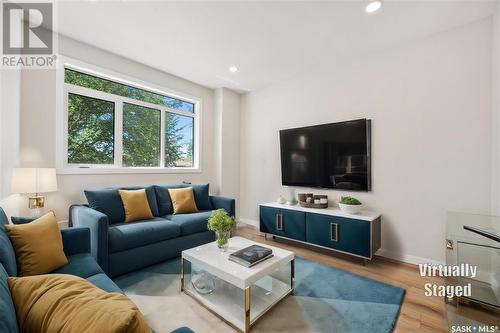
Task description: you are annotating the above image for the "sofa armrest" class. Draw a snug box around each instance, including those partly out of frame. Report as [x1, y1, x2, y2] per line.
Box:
[61, 227, 90, 256]
[209, 196, 235, 217]
[69, 204, 109, 273]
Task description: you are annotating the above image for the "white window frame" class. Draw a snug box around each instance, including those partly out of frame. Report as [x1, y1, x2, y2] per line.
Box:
[56, 56, 202, 174]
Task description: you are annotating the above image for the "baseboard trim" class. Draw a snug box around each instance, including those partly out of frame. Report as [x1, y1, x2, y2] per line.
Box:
[238, 218, 259, 228]
[374, 249, 444, 266]
[237, 218, 444, 266]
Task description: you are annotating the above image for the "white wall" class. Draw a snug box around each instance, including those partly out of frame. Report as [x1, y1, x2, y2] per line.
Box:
[214, 88, 241, 216]
[0, 69, 22, 218]
[18, 35, 217, 219]
[240, 18, 493, 264]
[491, 3, 500, 215]
[490, 2, 500, 300]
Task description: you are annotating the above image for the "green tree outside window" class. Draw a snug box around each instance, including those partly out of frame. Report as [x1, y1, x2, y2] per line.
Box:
[65, 69, 195, 167]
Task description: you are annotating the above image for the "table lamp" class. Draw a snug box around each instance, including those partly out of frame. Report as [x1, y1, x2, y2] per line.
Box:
[11, 168, 58, 212]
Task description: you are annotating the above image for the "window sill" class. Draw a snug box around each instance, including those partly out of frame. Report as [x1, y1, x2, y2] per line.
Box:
[56, 167, 202, 175]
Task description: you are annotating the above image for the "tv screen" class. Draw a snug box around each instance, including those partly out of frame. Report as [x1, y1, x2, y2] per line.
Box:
[279, 119, 371, 191]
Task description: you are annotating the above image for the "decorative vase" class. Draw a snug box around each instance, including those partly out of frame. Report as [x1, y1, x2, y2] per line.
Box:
[191, 269, 215, 295]
[216, 231, 230, 251]
[338, 203, 362, 214]
[277, 195, 286, 204]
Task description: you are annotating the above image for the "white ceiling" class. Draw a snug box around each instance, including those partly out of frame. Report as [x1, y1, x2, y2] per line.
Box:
[56, 0, 498, 92]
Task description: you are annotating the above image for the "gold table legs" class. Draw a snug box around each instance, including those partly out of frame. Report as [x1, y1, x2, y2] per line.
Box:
[245, 287, 251, 333]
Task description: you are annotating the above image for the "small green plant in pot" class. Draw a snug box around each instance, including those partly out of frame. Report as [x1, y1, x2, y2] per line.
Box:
[338, 196, 362, 214]
[207, 209, 236, 251]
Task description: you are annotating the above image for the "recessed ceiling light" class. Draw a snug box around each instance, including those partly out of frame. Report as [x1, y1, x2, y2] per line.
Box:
[365, 0, 382, 14]
[228, 66, 238, 73]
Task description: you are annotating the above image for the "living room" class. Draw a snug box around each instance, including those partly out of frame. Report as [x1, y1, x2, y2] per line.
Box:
[0, 0, 499, 332]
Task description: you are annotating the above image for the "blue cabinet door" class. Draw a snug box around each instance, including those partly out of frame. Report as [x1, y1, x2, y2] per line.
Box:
[260, 206, 306, 241]
[306, 213, 371, 258]
[260, 206, 280, 234]
[281, 209, 306, 241]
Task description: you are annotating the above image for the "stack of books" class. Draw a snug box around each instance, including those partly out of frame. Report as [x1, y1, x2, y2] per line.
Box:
[229, 245, 273, 267]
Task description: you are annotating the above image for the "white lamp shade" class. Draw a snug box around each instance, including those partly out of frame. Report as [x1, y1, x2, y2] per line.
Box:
[11, 168, 58, 194]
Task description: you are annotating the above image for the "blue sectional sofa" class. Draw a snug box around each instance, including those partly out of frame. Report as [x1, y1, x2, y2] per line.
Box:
[0, 207, 193, 333]
[70, 183, 235, 277]
[0, 208, 118, 333]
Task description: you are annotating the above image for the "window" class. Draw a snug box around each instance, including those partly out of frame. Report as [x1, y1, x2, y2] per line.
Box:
[123, 103, 161, 167]
[65, 69, 194, 112]
[67, 93, 115, 165]
[165, 113, 194, 167]
[61, 65, 199, 172]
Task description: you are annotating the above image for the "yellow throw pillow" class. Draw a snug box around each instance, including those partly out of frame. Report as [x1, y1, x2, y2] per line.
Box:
[5, 211, 67, 276]
[168, 187, 198, 214]
[8, 274, 151, 333]
[118, 189, 154, 223]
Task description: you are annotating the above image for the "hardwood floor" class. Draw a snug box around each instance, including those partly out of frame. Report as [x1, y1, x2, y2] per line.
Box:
[235, 225, 449, 333]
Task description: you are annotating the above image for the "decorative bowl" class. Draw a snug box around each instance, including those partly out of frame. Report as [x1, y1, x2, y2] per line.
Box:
[338, 203, 362, 214]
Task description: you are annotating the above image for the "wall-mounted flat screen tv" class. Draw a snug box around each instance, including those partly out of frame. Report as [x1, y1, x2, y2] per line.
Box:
[279, 119, 371, 191]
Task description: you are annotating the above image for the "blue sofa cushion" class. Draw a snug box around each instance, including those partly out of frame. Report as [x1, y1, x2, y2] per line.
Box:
[108, 218, 181, 253]
[164, 211, 212, 236]
[0, 264, 18, 333]
[0, 208, 17, 277]
[86, 273, 122, 293]
[154, 184, 187, 216]
[52, 253, 104, 278]
[10, 216, 36, 225]
[155, 183, 212, 215]
[191, 184, 212, 211]
[121, 186, 160, 217]
[85, 187, 160, 223]
[85, 188, 125, 224]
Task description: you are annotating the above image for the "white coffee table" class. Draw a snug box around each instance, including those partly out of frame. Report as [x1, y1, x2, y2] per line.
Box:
[181, 236, 295, 333]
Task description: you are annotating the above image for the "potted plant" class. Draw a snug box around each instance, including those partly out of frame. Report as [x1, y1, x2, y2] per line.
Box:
[338, 196, 362, 214]
[207, 209, 236, 251]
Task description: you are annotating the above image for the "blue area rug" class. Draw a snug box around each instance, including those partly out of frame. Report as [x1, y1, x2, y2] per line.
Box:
[292, 257, 405, 333]
[115, 257, 405, 333]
